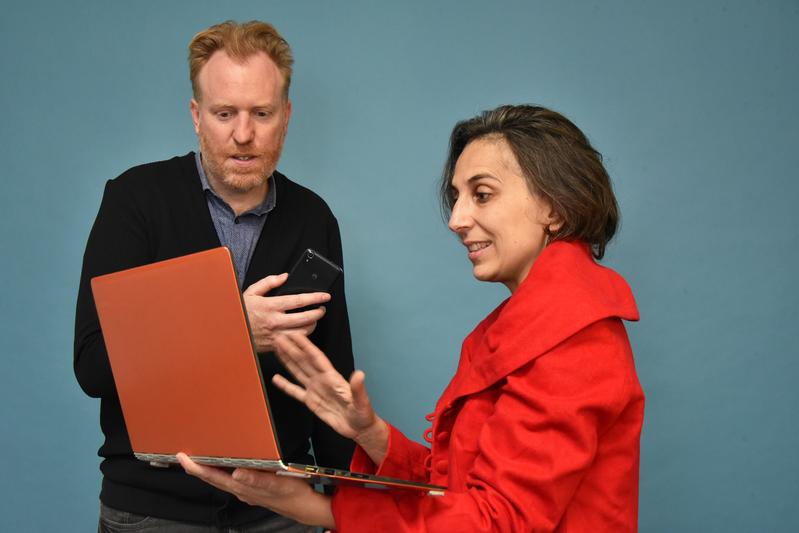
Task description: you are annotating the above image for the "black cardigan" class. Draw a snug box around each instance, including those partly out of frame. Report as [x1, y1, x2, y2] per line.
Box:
[75, 152, 355, 526]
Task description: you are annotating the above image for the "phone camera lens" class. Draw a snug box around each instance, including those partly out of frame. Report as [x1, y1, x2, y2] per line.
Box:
[311, 273, 318, 281]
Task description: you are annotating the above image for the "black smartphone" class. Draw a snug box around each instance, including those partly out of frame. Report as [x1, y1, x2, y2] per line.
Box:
[272, 249, 342, 297]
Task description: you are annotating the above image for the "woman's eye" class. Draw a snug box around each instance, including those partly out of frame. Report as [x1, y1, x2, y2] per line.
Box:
[475, 191, 491, 203]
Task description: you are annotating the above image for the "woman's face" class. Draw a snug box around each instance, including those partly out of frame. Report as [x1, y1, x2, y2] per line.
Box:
[448, 137, 560, 293]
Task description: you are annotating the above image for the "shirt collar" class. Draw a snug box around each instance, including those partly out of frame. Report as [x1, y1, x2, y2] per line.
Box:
[195, 151, 277, 216]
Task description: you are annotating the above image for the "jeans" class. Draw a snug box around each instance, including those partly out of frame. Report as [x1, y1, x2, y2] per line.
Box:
[98, 503, 317, 533]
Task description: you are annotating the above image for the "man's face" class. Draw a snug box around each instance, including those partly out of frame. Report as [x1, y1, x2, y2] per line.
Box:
[191, 50, 292, 195]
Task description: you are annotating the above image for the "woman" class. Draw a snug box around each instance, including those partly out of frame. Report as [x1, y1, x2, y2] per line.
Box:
[179, 104, 644, 532]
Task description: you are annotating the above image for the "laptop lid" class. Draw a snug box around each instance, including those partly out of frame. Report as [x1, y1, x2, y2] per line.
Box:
[91, 247, 283, 464]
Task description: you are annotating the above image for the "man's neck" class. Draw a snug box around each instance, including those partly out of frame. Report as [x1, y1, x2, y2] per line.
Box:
[199, 160, 269, 216]
[210, 178, 269, 216]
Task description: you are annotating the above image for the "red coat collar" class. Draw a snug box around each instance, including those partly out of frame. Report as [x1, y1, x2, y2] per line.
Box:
[440, 241, 639, 406]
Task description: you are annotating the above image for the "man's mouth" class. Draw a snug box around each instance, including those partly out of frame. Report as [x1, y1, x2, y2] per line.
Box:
[231, 155, 256, 161]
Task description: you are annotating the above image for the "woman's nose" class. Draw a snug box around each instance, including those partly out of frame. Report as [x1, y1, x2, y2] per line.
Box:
[447, 199, 472, 234]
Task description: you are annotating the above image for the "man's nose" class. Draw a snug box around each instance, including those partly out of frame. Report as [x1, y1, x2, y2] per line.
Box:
[233, 115, 255, 144]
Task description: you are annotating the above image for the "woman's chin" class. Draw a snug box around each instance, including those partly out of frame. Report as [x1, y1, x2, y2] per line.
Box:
[471, 267, 496, 284]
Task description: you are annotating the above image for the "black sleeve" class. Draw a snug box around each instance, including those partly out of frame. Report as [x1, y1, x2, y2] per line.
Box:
[74, 178, 151, 398]
[309, 214, 356, 469]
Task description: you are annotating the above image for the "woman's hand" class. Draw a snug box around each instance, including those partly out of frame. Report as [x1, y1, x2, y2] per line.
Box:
[176, 453, 335, 528]
[273, 333, 389, 464]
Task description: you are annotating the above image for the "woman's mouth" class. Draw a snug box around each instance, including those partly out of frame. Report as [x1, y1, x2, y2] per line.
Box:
[466, 241, 491, 260]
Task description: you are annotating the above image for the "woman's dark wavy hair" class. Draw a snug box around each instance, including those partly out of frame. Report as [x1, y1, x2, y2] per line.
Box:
[440, 104, 619, 259]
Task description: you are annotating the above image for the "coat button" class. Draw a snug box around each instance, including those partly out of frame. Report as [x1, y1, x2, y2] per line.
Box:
[436, 431, 449, 443]
[435, 459, 448, 475]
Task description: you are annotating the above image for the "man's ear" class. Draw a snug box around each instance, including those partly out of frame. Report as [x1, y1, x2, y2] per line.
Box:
[282, 99, 292, 136]
[190, 98, 201, 135]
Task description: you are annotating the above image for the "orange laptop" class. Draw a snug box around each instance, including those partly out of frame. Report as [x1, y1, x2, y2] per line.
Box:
[91, 247, 445, 495]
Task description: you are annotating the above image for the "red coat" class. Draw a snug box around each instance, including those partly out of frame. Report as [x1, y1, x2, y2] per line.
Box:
[332, 241, 644, 532]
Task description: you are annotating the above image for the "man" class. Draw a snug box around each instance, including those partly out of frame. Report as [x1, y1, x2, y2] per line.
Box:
[75, 20, 355, 532]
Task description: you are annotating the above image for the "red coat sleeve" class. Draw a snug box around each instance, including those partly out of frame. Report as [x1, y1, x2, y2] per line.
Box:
[348, 423, 431, 483]
[331, 318, 638, 532]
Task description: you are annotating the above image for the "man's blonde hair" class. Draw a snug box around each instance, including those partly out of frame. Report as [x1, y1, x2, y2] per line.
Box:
[188, 20, 294, 100]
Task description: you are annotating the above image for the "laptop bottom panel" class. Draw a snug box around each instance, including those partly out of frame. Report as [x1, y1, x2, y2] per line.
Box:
[135, 453, 286, 471]
[134, 454, 446, 496]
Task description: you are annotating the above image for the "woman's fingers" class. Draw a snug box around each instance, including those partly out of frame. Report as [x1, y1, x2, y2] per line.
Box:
[178, 454, 316, 513]
[273, 349, 312, 385]
[274, 333, 335, 382]
[277, 334, 360, 409]
[282, 333, 334, 374]
[177, 453, 240, 494]
[300, 334, 339, 374]
[272, 374, 308, 403]
[349, 370, 372, 412]
[273, 334, 322, 384]
[231, 469, 286, 493]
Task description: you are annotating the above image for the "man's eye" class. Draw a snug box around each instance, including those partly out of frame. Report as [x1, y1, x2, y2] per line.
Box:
[216, 111, 232, 120]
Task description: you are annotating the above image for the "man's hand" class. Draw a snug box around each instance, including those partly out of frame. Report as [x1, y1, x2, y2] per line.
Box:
[243, 273, 331, 353]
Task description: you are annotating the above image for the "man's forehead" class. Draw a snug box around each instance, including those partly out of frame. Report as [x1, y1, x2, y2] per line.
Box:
[196, 50, 286, 95]
[200, 50, 281, 76]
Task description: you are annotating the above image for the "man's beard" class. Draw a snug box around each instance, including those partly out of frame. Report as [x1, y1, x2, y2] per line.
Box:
[198, 134, 283, 193]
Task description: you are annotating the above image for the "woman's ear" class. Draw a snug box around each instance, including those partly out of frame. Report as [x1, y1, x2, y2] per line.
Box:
[547, 213, 564, 233]
[541, 201, 564, 234]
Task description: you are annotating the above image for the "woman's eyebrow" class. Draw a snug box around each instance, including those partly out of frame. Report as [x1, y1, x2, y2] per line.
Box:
[468, 173, 501, 184]
[451, 173, 500, 194]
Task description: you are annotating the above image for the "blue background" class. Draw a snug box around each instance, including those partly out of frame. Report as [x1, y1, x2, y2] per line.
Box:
[1, 1, 797, 531]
